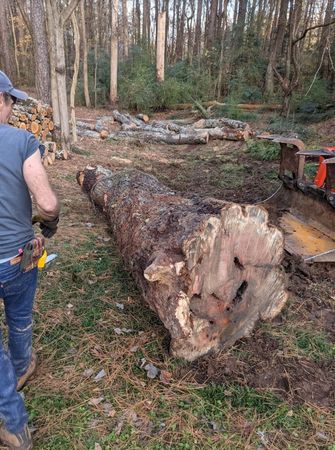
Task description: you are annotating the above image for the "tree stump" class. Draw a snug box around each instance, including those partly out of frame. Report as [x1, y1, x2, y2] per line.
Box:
[77, 166, 287, 361]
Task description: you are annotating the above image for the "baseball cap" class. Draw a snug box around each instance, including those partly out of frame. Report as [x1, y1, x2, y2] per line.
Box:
[0, 70, 28, 101]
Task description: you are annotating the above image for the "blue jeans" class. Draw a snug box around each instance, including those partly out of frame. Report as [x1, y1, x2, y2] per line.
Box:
[0, 261, 38, 433]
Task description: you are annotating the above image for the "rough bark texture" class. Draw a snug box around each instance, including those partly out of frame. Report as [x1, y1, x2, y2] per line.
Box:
[0, 0, 13, 78]
[78, 166, 288, 361]
[31, 0, 51, 103]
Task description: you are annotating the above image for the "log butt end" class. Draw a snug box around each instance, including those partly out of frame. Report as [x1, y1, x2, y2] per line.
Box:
[169, 204, 287, 361]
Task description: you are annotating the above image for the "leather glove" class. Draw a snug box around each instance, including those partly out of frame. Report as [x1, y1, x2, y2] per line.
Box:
[33, 215, 59, 238]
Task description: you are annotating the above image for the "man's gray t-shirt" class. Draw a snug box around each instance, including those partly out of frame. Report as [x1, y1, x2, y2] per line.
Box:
[0, 124, 39, 259]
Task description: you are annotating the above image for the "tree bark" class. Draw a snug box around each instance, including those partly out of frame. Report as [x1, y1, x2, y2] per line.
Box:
[121, 0, 129, 57]
[265, 0, 289, 96]
[80, 0, 91, 107]
[0, 0, 13, 78]
[70, 12, 80, 143]
[156, 11, 167, 82]
[110, 0, 118, 106]
[207, 0, 218, 50]
[77, 166, 287, 361]
[45, 0, 81, 155]
[31, 0, 51, 103]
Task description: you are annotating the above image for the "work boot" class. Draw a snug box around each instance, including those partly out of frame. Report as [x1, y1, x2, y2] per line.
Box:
[0, 424, 32, 449]
[16, 353, 37, 391]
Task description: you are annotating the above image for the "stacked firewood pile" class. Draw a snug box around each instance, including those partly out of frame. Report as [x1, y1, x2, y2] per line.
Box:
[9, 97, 58, 167]
[76, 110, 253, 144]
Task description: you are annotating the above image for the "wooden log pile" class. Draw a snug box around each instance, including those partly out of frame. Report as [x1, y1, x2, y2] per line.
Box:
[9, 97, 54, 141]
[9, 97, 59, 167]
[77, 165, 288, 361]
[76, 110, 253, 144]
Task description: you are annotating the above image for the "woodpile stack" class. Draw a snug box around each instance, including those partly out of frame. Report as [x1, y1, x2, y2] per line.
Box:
[76, 110, 253, 144]
[9, 97, 54, 141]
[9, 97, 59, 167]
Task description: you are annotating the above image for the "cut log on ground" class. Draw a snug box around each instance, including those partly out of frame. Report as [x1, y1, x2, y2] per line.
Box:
[109, 129, 209, 144]
[171, 101, 282, 111]
[76, 110, 252, 143]
[77, 166, 288, 361]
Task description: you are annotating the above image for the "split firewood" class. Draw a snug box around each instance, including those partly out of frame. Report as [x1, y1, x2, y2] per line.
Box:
[8, 96, 62, 166]
[9, 97, 54, 142]
[77, 166, 287, 361]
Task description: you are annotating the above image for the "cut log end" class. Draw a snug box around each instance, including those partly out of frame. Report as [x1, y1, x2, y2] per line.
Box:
[168, 204, 287, 360]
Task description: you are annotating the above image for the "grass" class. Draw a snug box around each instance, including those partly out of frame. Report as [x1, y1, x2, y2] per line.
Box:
[26, 228, 335, 449]
[247, 139, 280, 161]
[17, 124, 335, 449]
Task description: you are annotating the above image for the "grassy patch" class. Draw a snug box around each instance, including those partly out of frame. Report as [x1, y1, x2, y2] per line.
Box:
[24, 140, 335, 449]
[247, 139, 280, 161]
[71, 146, 91, 156]
[294, 329, 335, 363]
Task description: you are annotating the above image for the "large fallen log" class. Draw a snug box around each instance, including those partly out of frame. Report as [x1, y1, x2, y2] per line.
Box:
[171, 101, 282, 111]
[77, 166, 287, 361]
[109, 129, 210, 144]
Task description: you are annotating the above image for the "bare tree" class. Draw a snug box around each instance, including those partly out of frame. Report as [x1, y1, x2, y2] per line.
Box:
[110, 0, 118, 105]
[265, 0, 289, 96]
[156, 10, 167, 81]
[45, 0, 81, 155]
[0, 0, 14, 78]
[30, 0, 51, 103]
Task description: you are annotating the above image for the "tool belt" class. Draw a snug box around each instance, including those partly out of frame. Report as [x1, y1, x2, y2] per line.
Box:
[10, 237, 45, 272]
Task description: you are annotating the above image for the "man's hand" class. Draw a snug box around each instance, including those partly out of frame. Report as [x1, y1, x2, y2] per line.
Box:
[33, 215, 59, 238]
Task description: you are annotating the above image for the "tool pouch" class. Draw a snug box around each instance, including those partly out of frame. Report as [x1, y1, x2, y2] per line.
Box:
[19, 237, 45, 272]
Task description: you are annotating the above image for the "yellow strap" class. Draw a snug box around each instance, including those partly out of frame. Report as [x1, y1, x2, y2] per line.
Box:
[37, 250, 47, 269]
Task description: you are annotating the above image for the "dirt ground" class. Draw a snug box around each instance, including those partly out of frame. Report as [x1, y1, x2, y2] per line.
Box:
[72, 108, 335, 405]
[18, 107, 335, 449]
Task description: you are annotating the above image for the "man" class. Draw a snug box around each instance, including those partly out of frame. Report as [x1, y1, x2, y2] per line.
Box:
[0, 71, 60, 449]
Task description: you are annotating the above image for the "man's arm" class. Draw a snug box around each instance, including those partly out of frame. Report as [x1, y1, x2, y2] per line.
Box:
[23, 149, 60, 220]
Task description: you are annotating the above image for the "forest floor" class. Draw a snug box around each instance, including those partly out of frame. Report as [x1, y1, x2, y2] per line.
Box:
[7, 108, 335, 449]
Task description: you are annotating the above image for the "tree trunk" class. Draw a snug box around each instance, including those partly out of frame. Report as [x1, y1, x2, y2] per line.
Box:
[156, 11, 167, 82]
[0, 0, 13, 78]
[77, 166, 287, 361]
[142, 0, 150, 47]
[31, 0, 51, 103]
[45, 0, 60, 127]
[207, 0, 218, 50]
[46, 0, 81, 155]
[80, 0, 91, 107]
[70, 12, 80, 143]
[193, 0, 202, 57]
[121, 0, 129, 57]
[110, 0, 118, 106]
[8, 3, 20, 81]
[319, 0, 335, 80]
[265, 0, 289, 96]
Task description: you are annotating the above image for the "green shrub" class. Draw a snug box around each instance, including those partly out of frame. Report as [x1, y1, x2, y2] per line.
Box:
[247, 139, 280, 161]
[293, 78, 330, 114]
[266, 116, 317, 141]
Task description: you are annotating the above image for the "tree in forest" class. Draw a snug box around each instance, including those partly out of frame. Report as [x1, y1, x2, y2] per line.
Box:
[110, 0, 118, 106]
[30, 0, 51, 103]
[45, 0, 81, 155]
[0, 0, 14, 79]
